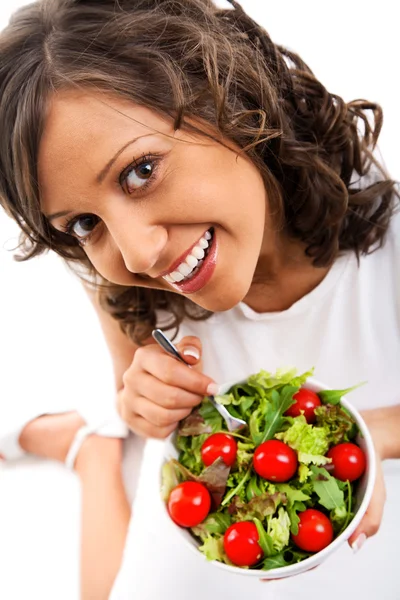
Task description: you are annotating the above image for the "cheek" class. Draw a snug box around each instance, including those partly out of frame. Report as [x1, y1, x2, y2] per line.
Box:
[85, 242, 130, 285]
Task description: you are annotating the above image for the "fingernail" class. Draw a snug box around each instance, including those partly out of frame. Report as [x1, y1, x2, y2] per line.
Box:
[182, 346, 200, 360]
[206, 383, 219, 396]
[351, 533, 367, 553]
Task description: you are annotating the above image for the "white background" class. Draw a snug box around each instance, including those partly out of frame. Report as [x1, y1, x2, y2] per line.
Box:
[0, 1, 398, 599]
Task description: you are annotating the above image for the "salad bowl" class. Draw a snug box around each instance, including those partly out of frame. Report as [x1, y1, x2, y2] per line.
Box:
[161, 373, 376, 579]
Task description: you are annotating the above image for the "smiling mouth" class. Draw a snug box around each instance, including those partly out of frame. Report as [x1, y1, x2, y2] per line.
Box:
[162, 227, 214, 284]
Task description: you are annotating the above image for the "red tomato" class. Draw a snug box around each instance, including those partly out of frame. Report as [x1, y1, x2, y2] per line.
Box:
[201, 433, 237, 467]
[292, 509, 334, 552]
[285, 388, 322, 423]
[223, 521, 264, 566]
[168, 481, 211, 528]
[253, 439, 298, 482]
[326, 442, 366, 482]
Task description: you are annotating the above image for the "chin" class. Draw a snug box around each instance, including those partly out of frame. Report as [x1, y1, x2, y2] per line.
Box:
[191, 279, 251, 313]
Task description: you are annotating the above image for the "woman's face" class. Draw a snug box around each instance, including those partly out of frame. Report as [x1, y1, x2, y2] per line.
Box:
[39, 91, 272, 312]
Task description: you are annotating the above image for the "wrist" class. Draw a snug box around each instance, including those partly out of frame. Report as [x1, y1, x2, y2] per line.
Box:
[360, 405, 400, 461]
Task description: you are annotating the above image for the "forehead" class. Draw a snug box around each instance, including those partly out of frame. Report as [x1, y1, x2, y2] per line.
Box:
[38, 90, 173, 186]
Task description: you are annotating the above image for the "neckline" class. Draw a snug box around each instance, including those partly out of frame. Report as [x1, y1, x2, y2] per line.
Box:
[235, 252, 352, 322]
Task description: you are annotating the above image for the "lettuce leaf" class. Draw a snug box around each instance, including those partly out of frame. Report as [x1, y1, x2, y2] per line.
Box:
[267, 507, 291, 552]
[198, 535, 226, 561]
[160, 460, 180, 501]
[314, 404, 358, 444]
[191, 512, 232, 541]
[228, 491, 286, 521]
[275, 415, 330, 463]
[169, 457, 230, 507]
[178, 408, 212, 436]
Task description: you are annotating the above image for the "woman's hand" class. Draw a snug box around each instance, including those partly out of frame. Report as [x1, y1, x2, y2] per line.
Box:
[348, 407, 389, 552]
[117, 336, 218, 439]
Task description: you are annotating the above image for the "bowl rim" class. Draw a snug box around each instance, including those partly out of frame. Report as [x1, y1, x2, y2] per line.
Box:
[161, 375, 377, 578]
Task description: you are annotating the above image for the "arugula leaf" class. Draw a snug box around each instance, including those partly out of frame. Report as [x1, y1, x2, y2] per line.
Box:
[318, 382, 366, 405]
[221, 466, 252, 507]
[275, 484, 310, 505]
[198, 401, 223, 432]
[310, 465, 344, 510]
[253, 518, 275, 558]
[246, 475, 263, 501]
[250, 385, 299, 445]
[262, 548, 313, 570]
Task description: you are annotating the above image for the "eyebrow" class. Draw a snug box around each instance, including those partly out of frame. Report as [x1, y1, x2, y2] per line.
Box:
[47, 209, 73, 222]
[45, 136, 144, 222]
[96, 137, 142, 184]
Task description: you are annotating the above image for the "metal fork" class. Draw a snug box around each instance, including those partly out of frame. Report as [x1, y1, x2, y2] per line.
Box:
[152, 328, 247, 432]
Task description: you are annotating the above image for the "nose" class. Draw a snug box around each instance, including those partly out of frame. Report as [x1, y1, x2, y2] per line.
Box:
[110, 221, 168, 275]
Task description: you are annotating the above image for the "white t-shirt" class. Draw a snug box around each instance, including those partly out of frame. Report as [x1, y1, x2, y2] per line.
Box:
[111, 212, 400, 600]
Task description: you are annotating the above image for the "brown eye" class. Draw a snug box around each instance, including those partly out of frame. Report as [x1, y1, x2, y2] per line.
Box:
[69, 214, 100, 240]
[123, 160, 154, 193]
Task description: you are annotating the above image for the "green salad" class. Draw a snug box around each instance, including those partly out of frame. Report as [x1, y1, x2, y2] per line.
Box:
[161, 368, 366, 570]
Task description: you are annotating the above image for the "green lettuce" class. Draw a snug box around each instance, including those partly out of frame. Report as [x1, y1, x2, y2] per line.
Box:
[267, 507, 291, 552]
[275, 415, 330, 464]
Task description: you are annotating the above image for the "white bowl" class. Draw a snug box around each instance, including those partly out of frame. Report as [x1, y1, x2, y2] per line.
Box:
[161, 376, 376, 579]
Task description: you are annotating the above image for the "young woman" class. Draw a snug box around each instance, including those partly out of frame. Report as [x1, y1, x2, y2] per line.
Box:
[0, 0, 399, 598]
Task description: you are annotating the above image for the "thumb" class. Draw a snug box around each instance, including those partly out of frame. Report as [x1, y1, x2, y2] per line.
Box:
[176, 335, 203, 371]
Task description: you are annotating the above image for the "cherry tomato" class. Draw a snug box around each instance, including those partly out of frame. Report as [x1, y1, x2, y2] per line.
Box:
[292, 508, 334, 552]
[326, 442, 366, 482]
[253, 439, 298, 482]
[285, 388, 322, 424]
[201, 433, 237, 467]
[223, 521, 264, 566]
[168, 481, 211, 528]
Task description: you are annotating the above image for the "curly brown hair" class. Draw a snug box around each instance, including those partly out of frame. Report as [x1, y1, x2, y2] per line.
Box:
[0, 0, 398, 343]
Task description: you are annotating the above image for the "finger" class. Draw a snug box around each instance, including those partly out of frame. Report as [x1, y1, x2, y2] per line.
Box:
[176, 335, 203, 368]
[137, 372, 203, 410]
[124, 411, 178, 440]
[137, 348, 217, 396]
[348, 459, 386, 550]
[131, 396, 193, 429]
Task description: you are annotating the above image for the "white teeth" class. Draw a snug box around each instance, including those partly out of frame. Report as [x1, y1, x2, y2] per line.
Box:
[170, 271, 185, 282]
[191, 246, 205, 260]
[163, 229, 213, 285]
[177, 262, 193, 277]
[185, 254, 198, 269]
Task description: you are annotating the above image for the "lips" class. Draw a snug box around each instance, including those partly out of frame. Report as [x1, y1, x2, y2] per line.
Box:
[169, 229, 218, 294]
[159, 230, 210, 278]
